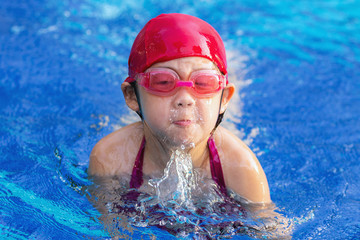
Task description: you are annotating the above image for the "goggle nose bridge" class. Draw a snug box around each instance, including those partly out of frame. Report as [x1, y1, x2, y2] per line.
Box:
[175, 81, 194, 88]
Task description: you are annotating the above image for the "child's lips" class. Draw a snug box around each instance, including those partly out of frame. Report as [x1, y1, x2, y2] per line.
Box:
[173, 119, 193, 126]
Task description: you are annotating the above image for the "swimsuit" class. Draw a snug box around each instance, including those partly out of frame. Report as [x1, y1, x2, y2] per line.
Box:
[129, 136, 228, 197]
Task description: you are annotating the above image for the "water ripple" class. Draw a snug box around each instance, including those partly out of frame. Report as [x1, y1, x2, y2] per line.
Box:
[0, 171, 104, 238]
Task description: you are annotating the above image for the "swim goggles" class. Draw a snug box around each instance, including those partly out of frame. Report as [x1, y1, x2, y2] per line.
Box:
[135, 68, 227, 97]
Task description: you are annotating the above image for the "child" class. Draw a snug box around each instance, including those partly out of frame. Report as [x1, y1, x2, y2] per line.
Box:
[88, 13, 270, 204]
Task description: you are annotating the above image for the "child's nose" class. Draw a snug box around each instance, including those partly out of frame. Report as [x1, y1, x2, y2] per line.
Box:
[174, 87, 196, 107]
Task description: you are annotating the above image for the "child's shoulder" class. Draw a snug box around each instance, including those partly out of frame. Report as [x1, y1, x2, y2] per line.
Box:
[215, 126, 256, 161]
[88, 122, 143, 176]
[215, 126, 271, 203]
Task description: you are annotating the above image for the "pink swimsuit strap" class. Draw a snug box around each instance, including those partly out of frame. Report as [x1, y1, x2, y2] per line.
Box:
[207, 136, 228, 196]
[129, 136, 228, 197]
[129, 136, 146, 189]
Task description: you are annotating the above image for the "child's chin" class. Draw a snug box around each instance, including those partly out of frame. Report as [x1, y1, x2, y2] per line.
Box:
[167, 137, 196, 150]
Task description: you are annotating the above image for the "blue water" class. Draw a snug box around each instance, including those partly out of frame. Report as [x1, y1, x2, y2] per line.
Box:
[1, 0, 360, 239]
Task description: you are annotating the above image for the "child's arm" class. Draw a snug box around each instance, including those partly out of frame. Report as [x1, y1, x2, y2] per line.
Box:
[217, 127, 271, 203]
[88, 145, 109, 176]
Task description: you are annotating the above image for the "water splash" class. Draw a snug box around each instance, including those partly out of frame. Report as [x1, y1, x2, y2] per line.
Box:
[148, 148, 198, 209]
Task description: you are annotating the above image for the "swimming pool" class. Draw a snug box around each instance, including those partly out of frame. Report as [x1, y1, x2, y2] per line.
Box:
[1, 0, 359, 239]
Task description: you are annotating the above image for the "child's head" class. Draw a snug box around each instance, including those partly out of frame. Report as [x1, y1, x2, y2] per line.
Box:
[122, 13, 234, 147]
[125, 13, 227, 81]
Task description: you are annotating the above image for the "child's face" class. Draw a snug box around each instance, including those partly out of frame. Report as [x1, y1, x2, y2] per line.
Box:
[132, 57, 233, 148]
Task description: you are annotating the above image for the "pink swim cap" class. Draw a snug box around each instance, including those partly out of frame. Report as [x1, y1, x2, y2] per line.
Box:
[125, 13, 227, 82]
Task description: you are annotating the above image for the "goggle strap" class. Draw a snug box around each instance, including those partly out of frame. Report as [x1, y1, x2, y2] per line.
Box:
[211, 89, 225, 135]
[130, 81, 144, 120]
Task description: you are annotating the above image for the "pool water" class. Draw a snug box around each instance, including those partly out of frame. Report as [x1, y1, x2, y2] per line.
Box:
[1, 0, 360, 239]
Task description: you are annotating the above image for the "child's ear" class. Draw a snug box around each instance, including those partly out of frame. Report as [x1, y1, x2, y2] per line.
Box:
[220, 83, 235, 114]
[121, 82, 140, 112]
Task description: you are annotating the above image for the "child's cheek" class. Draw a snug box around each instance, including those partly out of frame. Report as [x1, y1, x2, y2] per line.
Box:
[145, 97, 171, 125]
[199, 98, 220, 125]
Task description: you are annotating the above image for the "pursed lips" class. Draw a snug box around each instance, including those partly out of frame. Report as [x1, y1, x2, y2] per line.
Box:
[172, 119, 193, 126]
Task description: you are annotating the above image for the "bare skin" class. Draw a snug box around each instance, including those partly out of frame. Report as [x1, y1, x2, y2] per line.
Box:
[89, 57, 271, 204]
